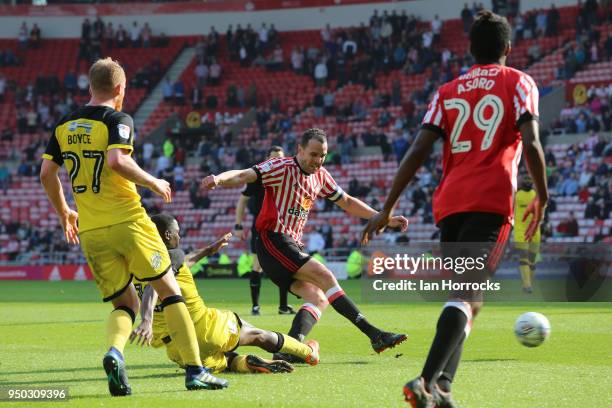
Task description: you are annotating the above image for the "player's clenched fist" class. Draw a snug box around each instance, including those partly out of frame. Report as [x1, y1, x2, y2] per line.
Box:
[201, 174, 219, 190]
[150, 178, 172, 203]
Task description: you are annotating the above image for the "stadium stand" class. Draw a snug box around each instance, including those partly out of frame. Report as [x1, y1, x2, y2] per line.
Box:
[0, 2, 611, 265]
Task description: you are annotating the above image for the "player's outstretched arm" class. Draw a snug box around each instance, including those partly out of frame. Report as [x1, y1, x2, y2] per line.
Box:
[519, 120, 549, 241]
[107, 148, 172, 203]
[361, 129, 437, 244]
[40, 159, 79, 244]
[130, 284, 157, 346]
[185, 233, 232, 268]
[336, 194, 409, 238]
[201, 168, 257, 190]
[335, 193, 378, 219]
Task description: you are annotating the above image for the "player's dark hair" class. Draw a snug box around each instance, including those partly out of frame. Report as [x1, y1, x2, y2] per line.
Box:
[469, 10, 511, 64]
[300, 128, 327, 148]
[151, 213, 176, 237]
[267, 145, 284, 155]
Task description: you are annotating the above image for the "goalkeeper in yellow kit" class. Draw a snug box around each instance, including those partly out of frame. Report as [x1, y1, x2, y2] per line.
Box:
[514, 175, 541, 293]
[130, 213, 319, 373]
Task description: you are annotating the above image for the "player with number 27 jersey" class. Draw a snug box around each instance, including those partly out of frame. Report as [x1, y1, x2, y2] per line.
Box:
[43, 106, 145, 233]
[43, 104, 169, 302]
[421, 64, 539, 223]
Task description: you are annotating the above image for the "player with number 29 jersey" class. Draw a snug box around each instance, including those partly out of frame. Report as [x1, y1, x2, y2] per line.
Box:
[421, 64, 539, 224]
[362, 11, 549, 406]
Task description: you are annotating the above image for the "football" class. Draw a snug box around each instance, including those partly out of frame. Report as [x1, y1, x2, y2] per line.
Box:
[514, 312, 551, 347]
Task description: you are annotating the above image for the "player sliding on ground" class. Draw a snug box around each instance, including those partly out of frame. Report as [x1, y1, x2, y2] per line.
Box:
[202, 128, 409, 360]
[362, 10, 548, 408]
[130, 214, 320, 374]
[40, 58, 227, 396]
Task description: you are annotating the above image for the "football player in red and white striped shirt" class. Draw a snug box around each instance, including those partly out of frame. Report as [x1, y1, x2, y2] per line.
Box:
[361, 11, 548, 407]
[202, 128, 409, 356]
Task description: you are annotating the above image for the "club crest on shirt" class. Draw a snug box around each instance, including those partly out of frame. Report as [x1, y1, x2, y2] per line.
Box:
[117, 124, 131, 140]
[300, 195, 314, 211]
[150, 251, 162, 270]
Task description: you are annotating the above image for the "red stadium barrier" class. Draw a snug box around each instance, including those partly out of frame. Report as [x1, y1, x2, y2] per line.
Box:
[0, 265, 92, 281]
[0, 0, 408, 16]
[566, 79, 612, 105]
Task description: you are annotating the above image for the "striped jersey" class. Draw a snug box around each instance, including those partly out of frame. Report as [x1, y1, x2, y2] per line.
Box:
[252, 156, 344, 244]
[421, 64, 539, 224]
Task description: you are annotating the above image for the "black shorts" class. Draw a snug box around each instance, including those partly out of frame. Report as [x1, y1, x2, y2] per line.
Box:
[250, 228, 259, 254]
[438, 212, 512, 301]
[255, 230, 311, 293]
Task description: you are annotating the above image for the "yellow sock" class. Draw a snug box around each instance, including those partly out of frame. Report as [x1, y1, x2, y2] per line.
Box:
[519, 264, 531, 288]
[279, 334, 312, 360]
[163, 301, 202, 367]
[529, 265, 536, 286]
[229, 355, 251, 373]
[106, 308, 133, 355]
[529, 250, 537, 285]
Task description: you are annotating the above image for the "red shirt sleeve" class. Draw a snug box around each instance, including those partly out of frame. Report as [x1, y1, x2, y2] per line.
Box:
[317, 167, 344, 202]
[420, 90, 446, 138]
[513, 73, 539, 126]
[252, 157, 287, 187]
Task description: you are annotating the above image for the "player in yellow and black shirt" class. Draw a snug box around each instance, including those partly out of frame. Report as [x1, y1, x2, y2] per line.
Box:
[42, 106, 146, 232]
[130, 213, 320, 374]
[40, 57, 227, 396]
[514, 175, 542, 293]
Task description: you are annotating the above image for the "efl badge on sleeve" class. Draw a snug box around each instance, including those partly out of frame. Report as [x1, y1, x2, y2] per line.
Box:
[117, 124, 131, 140]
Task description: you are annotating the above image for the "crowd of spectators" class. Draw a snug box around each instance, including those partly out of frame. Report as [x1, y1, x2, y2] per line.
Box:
[1, 4, 611, 262]
[546, 136, 611, 221]
[0, 21, 41, 68]
[18, 21, 41, 50]
[226, 23, 280, 67]
[78, 17, 168, 65]
[0, 221, 70, 262]
[556, 23, 610, 80]
[550, 84, 612, 134]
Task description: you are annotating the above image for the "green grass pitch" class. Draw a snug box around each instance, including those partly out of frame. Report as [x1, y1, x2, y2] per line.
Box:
[1, 279, 611, 407]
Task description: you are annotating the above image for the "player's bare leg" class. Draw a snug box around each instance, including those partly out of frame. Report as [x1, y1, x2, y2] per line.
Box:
[150, 270, 228, 390]
[286, 280, 327, 342]
[292, 258, 407, 352]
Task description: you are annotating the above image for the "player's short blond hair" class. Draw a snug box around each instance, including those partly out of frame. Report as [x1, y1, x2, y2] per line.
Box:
[89, 57, 126, 96]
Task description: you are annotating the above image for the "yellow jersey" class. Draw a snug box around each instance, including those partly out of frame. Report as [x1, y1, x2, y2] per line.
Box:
[135, 248, 207, 337]
[136, 248, 241, 363]
[514, 189, 539, 242]
[42, 105, 146, 232]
